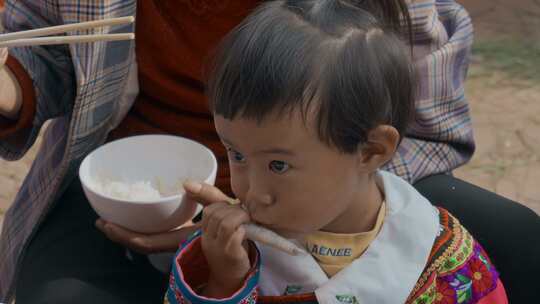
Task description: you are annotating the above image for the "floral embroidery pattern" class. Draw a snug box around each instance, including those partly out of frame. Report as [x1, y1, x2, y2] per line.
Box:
[434, 279, 457, 304]
[408, 209, 499, 304]
[410, 277, 437, 304]
[439, 228, 474, 274]
[470, 253, 497, 298]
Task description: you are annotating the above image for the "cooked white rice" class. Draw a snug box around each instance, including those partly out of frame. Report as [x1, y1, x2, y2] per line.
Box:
[91, 179, 162, 201]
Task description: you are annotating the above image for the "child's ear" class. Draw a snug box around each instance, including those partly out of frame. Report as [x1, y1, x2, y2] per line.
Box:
[356, 125, 400, 172]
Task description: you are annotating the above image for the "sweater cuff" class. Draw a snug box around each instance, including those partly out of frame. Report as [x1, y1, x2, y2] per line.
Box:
[0, 55, 36, 139]
[167, 230, 260, 304]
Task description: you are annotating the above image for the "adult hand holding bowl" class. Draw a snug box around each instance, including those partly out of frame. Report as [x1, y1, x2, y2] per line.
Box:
[79, 135, 218, 270]
[93, 180, 229, 255]
[79, 135, 218, 233]
[0, 47, 24, 120]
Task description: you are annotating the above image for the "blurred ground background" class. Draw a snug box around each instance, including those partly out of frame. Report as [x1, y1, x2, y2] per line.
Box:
[1, 0, 540, 231]
[452, 0, 540, 215]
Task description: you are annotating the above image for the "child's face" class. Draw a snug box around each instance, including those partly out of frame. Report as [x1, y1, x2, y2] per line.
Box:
[214, 111, 376, 238]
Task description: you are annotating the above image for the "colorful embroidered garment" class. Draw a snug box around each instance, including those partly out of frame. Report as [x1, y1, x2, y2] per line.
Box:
[406, 209, 507, 304]
[167, 172, 507, 304]
[167, 211, 506, 304]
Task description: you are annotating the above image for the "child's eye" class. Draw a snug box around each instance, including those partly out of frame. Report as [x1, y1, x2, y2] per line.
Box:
[269, 160, 290, 174]
[227, 148, 246, 163]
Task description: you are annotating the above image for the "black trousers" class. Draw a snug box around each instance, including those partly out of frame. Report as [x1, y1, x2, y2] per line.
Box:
[15, 179, 168, 304]
[15, 174, 539, 303]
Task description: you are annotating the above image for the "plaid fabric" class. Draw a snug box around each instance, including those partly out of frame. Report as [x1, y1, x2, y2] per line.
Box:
[0, 1, 137, 301]
[382, 0, 475, 181]
[0, 0, 474, 302]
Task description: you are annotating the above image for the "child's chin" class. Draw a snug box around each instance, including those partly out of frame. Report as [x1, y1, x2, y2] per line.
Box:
[273, 228, 307, 241]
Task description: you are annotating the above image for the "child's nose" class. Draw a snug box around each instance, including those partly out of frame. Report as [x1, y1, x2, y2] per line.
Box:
[257, 194, 274, 206]
[244, 173, 274, 207]
[245, 191, 274, 208]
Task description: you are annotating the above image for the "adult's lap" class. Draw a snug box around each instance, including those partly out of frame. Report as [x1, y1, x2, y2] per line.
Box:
[15, 178, 168, 304]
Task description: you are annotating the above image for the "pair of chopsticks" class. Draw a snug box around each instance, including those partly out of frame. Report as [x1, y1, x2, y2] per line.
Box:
[0, 16, 135, 48]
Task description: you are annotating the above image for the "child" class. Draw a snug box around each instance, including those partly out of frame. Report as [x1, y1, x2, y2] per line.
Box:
[167, 1, 508, 303]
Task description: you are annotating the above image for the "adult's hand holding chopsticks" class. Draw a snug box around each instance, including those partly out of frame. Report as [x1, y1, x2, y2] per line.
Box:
[0, 17, 135, 120]
[0, 47, 22, 120]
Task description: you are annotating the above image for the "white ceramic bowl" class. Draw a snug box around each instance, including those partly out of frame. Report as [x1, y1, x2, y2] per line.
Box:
[79, 135, 217, 233]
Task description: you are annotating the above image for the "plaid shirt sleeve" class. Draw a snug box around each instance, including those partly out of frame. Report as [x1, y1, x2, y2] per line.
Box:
[0, 0, 76, 160]
[383, 0, 475, 183]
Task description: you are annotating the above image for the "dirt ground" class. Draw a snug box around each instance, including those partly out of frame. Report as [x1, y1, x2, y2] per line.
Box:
[1, 0, 540, 231]
[451, 0, 540, 214]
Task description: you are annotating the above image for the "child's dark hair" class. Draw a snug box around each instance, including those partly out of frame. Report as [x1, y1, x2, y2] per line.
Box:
[208, 0, 416, 153]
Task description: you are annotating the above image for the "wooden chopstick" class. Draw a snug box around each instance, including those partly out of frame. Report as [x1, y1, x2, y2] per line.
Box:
[0, 16, 135, 43]
[0, 33, 135, 48]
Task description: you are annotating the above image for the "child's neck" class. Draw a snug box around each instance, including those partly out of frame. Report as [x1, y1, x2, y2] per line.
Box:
[321, 176, 384, 234]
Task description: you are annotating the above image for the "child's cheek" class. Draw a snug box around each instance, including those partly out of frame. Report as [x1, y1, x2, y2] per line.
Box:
[229, 168, 248, 200]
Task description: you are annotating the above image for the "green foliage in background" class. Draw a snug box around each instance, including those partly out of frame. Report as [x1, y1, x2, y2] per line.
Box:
[472, 39, 540, 81]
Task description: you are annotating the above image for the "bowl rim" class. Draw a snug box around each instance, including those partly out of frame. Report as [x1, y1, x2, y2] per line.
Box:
[78, 134, 218, 205]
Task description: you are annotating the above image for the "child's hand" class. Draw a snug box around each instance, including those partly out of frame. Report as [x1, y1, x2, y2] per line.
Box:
[200, 199, 251, 298]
